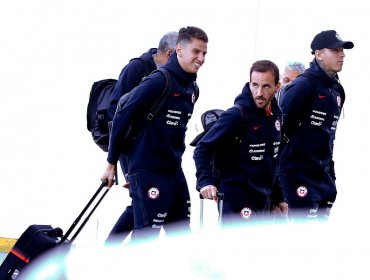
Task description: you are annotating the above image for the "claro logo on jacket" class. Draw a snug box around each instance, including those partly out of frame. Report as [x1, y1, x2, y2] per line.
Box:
[166, 109, 181, 126]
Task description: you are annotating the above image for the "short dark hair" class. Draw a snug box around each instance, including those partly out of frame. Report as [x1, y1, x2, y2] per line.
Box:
[250, 60, 280, 85]
[177, 26, 208, 45]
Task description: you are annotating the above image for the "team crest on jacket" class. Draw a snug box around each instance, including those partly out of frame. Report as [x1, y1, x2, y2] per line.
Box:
[240, 207, 252, 219]
[148, 187, 159, 199]
[296, 186, 308, 198]
[275, 119, 281, 131]
[337, 96, 341, 107]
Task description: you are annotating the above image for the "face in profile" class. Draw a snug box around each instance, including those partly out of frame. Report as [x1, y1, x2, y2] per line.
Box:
[316, 48, 345, 75]
[176, 38, 207, 74]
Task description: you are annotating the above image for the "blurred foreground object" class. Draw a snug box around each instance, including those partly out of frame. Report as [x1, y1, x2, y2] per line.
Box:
[22, 221, 369, 280]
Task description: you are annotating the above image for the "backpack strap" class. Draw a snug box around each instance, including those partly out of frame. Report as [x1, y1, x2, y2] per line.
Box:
[146, 68, 172, 121]
[129, 57, 153, 78]
[233, 104, 248, 125]
[232, 104, 248, 144]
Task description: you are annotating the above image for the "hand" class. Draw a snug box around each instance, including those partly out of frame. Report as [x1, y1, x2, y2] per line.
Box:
[200, 185, 218, 200]
[122, 182, 130, 189]
[273, 202, 289, 216]
[100, 163, 116, 188]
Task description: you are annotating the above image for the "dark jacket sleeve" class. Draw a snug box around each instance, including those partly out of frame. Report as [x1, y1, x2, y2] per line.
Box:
[107, 72, 166, 164]
[193, 107, 242, 190]
[280, 77, 314, 141]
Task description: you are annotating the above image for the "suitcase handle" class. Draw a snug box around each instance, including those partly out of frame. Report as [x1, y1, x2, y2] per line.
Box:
[59, 180, 109, 245]
[199, 192, 224, 228]
[217, 193, 224, 225]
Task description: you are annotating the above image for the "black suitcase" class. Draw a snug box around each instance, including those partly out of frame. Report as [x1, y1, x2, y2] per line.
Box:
[0, 181, 110, 280]
[199, 192, 224, 228]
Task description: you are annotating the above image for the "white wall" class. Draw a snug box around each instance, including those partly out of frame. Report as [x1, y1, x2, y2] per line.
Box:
[1, 0, 368, 243]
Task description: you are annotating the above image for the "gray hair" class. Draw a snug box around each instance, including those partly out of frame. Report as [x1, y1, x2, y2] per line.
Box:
[285, 61, 306, 74]
[157, 31, 178, 53]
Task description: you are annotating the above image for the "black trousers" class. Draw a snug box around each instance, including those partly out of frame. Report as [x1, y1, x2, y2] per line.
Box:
[128, 169, 191, 242]
[105, 204, 134, 244]
[279, 170, 337, 222]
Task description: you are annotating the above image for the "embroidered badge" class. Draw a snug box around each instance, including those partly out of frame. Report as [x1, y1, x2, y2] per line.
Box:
[275, 119, 281, 131]
[240, 207, 253, 219]
[296, 186, 308, 198]
[148, 187, 160, 199]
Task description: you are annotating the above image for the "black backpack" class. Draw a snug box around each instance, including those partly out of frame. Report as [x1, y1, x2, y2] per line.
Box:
[86, 58, 152, 152]
[87, 79, 117, 152]
[87, 66, 200, 153]
[191, 105, 247, 190]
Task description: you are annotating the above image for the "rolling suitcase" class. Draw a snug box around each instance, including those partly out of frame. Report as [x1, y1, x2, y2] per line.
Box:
[199, 192, 224, 228]
[0, 181, 110, 280]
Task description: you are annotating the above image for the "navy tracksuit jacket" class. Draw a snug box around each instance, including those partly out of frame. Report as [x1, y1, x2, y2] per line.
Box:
[194, 83, 285, 222]
[107, 53, 198, 239]
[279, 58, 346, 220]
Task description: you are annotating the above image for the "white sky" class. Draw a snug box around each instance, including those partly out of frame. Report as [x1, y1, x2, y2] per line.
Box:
[1, 0, 369, 243]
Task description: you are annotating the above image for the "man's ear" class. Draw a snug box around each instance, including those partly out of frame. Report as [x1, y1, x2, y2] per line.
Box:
[276, 82, 281, 92]
[315, 50, 323, 61]
[166, 49, 172, 58]
[176, 44, 182, 57]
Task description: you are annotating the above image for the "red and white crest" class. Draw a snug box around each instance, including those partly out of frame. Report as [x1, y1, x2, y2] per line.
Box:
[240, 207, 252, 219]
[296, 186, 308, 198]
[275, 119, 281, 131]
[148, 187, 159, 199]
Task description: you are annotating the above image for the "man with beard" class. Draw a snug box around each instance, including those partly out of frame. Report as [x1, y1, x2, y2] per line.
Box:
[193, 60, 288, 224]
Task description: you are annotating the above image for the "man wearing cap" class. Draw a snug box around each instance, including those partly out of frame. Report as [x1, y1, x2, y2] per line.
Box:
[279, 30, 354, 222]
[193, 60, 288, 224]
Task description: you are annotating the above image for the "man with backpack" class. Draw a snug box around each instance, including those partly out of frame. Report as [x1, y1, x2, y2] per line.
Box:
[103, 31, 178, 243]
[193, 60, 288, 225]
[279, 30, 354, 222]
[101, 26, 208, 241]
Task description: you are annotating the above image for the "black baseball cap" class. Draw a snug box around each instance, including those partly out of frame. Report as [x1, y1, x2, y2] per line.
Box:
[190, 109, 224, 147]
[310, 30, 354, 54]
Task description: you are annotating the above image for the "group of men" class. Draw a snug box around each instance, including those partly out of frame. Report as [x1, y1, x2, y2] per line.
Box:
[100, 26, 354, 243]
